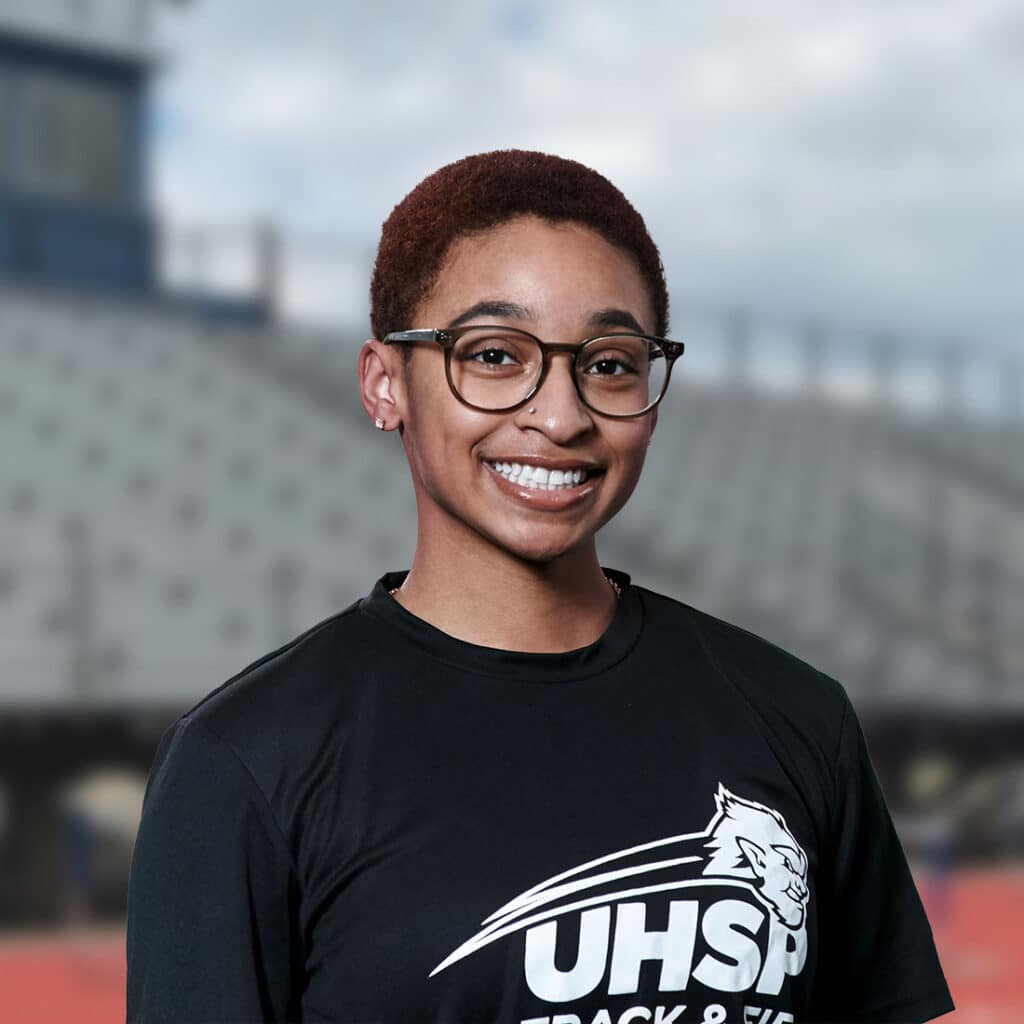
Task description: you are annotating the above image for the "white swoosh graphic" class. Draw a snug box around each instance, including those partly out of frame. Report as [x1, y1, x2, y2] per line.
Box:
[483, 829, 710, 926]
[429, 877, 755, 976]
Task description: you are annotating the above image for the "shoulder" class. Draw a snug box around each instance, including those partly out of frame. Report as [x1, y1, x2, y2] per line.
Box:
[159, 593, 386, 797]
[635, 583, 851, 762]
[637, 584, 848, 711]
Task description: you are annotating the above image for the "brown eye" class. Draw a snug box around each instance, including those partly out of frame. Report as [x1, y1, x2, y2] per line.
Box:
[467, 347, 518, 366]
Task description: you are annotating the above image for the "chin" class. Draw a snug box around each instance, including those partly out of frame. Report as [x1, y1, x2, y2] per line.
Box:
[486, 526, 595, 566]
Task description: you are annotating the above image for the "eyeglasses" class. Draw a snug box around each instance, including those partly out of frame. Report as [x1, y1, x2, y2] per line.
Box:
[381, 324, 684, 418]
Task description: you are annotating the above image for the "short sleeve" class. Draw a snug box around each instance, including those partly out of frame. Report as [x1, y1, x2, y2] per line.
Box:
[809, 691, 955, 1024]
[126, 715, 301, 1023]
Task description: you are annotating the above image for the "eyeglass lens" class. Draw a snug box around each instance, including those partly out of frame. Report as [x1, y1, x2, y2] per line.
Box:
[449, 328, 667, 414]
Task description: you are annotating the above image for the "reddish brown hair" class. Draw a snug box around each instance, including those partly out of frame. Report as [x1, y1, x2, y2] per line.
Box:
[369, 149, 669, 346]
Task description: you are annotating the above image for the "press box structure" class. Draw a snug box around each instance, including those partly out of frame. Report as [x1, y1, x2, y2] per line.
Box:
[0, 0, 161, 296]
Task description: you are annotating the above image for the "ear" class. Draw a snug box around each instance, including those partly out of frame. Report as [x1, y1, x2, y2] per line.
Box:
[358, 339, 404, 430]
[736, 835, 768, 878]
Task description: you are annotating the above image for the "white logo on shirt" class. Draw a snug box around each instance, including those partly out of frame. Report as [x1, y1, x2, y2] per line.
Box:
[430, 783, 809, 1002]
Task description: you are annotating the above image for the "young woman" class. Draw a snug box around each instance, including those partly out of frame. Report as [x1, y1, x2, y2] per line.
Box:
[127, 150, 954, 1024]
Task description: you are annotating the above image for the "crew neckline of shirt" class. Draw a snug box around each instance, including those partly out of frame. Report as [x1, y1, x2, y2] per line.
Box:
[358, 566, 644, 682]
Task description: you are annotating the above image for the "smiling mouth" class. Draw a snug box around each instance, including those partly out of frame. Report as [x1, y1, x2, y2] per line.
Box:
[483, 460, 603, 491]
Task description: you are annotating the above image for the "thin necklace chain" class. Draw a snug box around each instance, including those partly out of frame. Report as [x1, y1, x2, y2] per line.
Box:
[388, 573, 622, 600]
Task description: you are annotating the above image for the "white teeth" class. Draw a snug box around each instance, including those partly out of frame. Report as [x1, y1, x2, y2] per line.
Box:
[486, 461, 592, 491]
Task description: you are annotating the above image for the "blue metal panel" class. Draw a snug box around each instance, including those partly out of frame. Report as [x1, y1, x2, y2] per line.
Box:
[0, 188, 154, 293]
[35, 201, 154, 292]
[0, 201, 14, 268]
[0, 32, 149, 84]
[126, 76, 148, 207]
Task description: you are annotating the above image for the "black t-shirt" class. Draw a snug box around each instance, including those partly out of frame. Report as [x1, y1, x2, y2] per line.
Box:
[126, 568, 955, 1024]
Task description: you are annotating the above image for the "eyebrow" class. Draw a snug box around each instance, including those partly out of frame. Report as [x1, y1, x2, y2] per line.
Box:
[587, 307, 647, 334]
[446, 301, 533, 329]
[445, 302, 648, 334]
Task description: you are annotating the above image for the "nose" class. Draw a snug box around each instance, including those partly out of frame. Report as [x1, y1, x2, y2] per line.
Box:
[515, 351, 594, 441]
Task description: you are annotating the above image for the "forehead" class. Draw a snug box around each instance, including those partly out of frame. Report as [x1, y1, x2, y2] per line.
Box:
[421, 215, 654, 330]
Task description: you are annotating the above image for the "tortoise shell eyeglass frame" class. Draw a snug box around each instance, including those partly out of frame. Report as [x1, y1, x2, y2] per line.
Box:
[380, 325, 685, 418]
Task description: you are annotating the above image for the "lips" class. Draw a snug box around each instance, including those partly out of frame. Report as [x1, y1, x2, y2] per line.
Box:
[481, 458, 603, 508]
[481, 456, 605, 473]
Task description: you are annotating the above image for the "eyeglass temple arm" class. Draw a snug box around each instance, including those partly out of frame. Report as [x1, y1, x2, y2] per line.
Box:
[381, 329, 442, 344]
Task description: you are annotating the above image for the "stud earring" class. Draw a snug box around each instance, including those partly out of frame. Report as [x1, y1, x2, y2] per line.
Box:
[374, 417, 385, 430]
[528, 407, 536, 414]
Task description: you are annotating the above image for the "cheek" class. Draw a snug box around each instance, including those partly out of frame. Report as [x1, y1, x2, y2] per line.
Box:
[596, 428, 652, 521]
[403, 389, 493, 480]
[613, 428, 653, 477]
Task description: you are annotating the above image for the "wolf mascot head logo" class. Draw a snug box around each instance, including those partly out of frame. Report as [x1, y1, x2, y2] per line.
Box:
[701, 784, 809, 929]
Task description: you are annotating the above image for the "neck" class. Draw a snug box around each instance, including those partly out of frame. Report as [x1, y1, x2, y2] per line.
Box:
[390, 536, 619, 653]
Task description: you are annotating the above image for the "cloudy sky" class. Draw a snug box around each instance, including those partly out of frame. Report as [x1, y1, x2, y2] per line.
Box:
[151, 0, 1023, 353]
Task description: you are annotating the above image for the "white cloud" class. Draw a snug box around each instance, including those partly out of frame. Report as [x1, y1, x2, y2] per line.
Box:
[150, 0, 1024, 348]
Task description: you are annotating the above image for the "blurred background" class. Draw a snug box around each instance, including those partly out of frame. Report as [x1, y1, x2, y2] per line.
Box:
[0, 0, 1021, 1021]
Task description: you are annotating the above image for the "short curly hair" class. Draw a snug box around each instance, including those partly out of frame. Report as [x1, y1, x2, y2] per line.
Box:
[369, 149, 669, 350]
